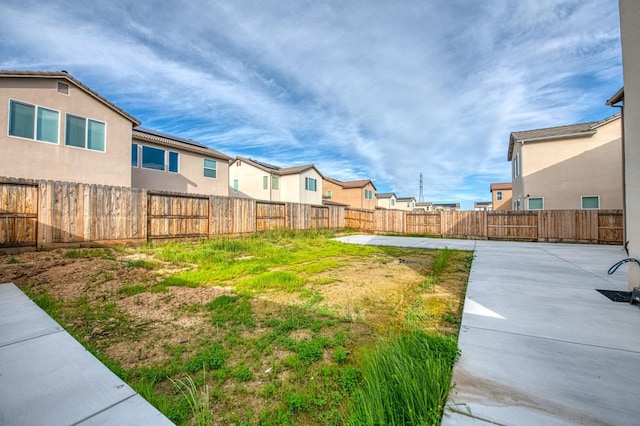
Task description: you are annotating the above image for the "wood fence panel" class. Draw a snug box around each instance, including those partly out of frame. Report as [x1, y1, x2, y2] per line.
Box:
[256, 201, 285, 231]
[286, 203, 312, 230]
[327, 205, 345, 229]
[374, 209, 405, 233]
[231, 197, 256, 234]
[487, 211, 538, 240]
[310, 206, 329, 229]
[598, 210, 624, 244]
[0, 182, 38, 248]
[345, 208, 374, 231]
[147, 193, 209, 240]
[440, 211, 487, 238]
[406, 213, 441, 235]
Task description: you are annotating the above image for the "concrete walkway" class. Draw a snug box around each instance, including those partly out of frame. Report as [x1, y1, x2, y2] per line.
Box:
[336, 235, 640, 425]
[0, 283, 173, 426]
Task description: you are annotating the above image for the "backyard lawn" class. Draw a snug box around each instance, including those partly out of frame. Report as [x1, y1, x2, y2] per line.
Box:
[0, 230, 472, 425]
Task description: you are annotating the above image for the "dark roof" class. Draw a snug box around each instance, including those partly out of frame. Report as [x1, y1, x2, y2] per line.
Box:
[490, 182, 512, 192]
[376, 192, 396, 199]
[507, 113, 621, 160]
[0, 70, 140, 125]
[396, 196, 416, 202]
[233, 156, 323, 177]
[133, 127, 232, 160]
[323, 177, 376, 190]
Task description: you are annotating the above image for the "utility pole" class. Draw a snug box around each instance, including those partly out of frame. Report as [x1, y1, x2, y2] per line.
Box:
[418, 173, 425, 203]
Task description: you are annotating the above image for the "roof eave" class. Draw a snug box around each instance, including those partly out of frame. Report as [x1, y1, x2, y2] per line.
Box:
[606, 87, 624, 106]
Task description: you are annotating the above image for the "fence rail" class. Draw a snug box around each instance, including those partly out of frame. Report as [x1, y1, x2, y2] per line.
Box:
[0, 177, 624, 249]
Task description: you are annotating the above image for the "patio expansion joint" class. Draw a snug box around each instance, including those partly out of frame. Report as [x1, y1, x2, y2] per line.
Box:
[70, 393, 138, 426]
[0, 328, 65, 349]
[463, 324, 640, 355]
[538, 246, 620, 287]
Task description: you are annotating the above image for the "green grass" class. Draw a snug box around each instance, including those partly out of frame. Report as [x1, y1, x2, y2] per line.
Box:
[19, 230, 471, 425]
[347, 330, 459, 426]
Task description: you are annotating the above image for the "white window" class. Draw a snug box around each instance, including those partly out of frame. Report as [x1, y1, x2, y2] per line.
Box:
[391, 199, 395, 206]
[528, 197, 543, 210]
[497, 191, 503, 201]
[305, 177, 317, 191]
[204, 159, 217, 178]
[581, 196, 600, 210]
[326, 190, 332, 200]
[8, 100, 59, 144]
[263, 176, 269, 190]
[272, 176, 279, 190]
[65, 113, 106, 152]
[233, 179, 239, 193]
[131, 143, 139, 167]
[364, 189, 373, 200]
[513, 154, 520, 178]
[141, 146, 165, 170]
[168, 151, 179, 173]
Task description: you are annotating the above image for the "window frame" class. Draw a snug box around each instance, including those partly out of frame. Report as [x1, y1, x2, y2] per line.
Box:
[168, 151, 179, 173]
[326, 190, 332, 200]
[391, 199, 395, 206]
[263, 176, 269, 190]
[233, 179, 239, 193]
[204, 159, 217, 179]
[581, 195, 600, 210]
[305, 177, 317, 192]
[64, 113, 106, 152]
[272, 176, 279, 191]
[496, 191, 503, 201]
[8, 99, 60, 144]
[527, 197, 544, 210]
[513, 153, 520, 178]
[364, 189, 373, 200]
[131, 143, 139, 167]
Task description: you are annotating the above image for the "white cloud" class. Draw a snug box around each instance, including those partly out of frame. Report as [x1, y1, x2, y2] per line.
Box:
[0, 0, 622, 208]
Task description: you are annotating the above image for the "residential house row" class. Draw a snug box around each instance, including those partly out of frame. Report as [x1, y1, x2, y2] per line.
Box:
[0, 70, 380, 209]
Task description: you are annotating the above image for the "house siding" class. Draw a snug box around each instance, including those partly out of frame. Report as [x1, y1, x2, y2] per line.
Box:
[1, 76, 132, 186]
[512, 117, 622, 210]
[132, 139, 229, 196]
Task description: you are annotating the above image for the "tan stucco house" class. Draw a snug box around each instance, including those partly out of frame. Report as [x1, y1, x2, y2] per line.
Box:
[132, 127, 231, 196]
[376, 192, 397, 209]
[396, 196, 416, 211]
[322, 177, 376, 209]
[229, 157, 324, 205]
[1, 70, 140, 186]
[508, 114, 622, 211]
[490, 182, 512, 211]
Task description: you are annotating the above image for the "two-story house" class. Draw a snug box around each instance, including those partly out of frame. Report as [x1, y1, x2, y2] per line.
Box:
[508, 114, 622, 210]
[229, 157, 324, 205]
[322, 177, 376, 209]
[376, 193, 397, 209]
[1, 70, 140, 186]
[490, 182, 512, 211]
[132, 127, 231, 196]
[396, 196, 417, 211]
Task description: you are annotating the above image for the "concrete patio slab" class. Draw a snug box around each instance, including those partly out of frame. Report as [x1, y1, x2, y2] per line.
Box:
[336, 236, 640, 425]
[0, 283, 172, 426]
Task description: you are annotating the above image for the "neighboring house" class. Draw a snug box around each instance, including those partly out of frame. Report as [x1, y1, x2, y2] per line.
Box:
[132, 127, 231, 196]
[0, 70, 140, 186]
[396, 196, 416, 211]
[229, 157, 324, 205]
[414, 202, 434, 212]
[433, 203, 460, 211]
[490, 182, 512, 211]
[376, 192, 397, 209]
[474, 201, 493, 211]
[508, 114, 622, 210]
[322, 177, 377, 209]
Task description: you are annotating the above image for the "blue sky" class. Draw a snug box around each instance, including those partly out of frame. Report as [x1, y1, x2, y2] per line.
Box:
[0, 1, 622, 209]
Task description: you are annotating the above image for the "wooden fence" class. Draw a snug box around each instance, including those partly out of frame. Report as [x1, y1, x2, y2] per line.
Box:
[0, 177, 624, 250]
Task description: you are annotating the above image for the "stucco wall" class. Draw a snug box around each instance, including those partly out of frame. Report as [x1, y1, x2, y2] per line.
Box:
[229, 161, 277, 201]
[1, 77, 132, 186]
[322, 180, 376, 209]
[132, 140, 229, 196]
[514, 118, 622, 210]
[620, 0, 640, 288]
[492, 189, 512, 211]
